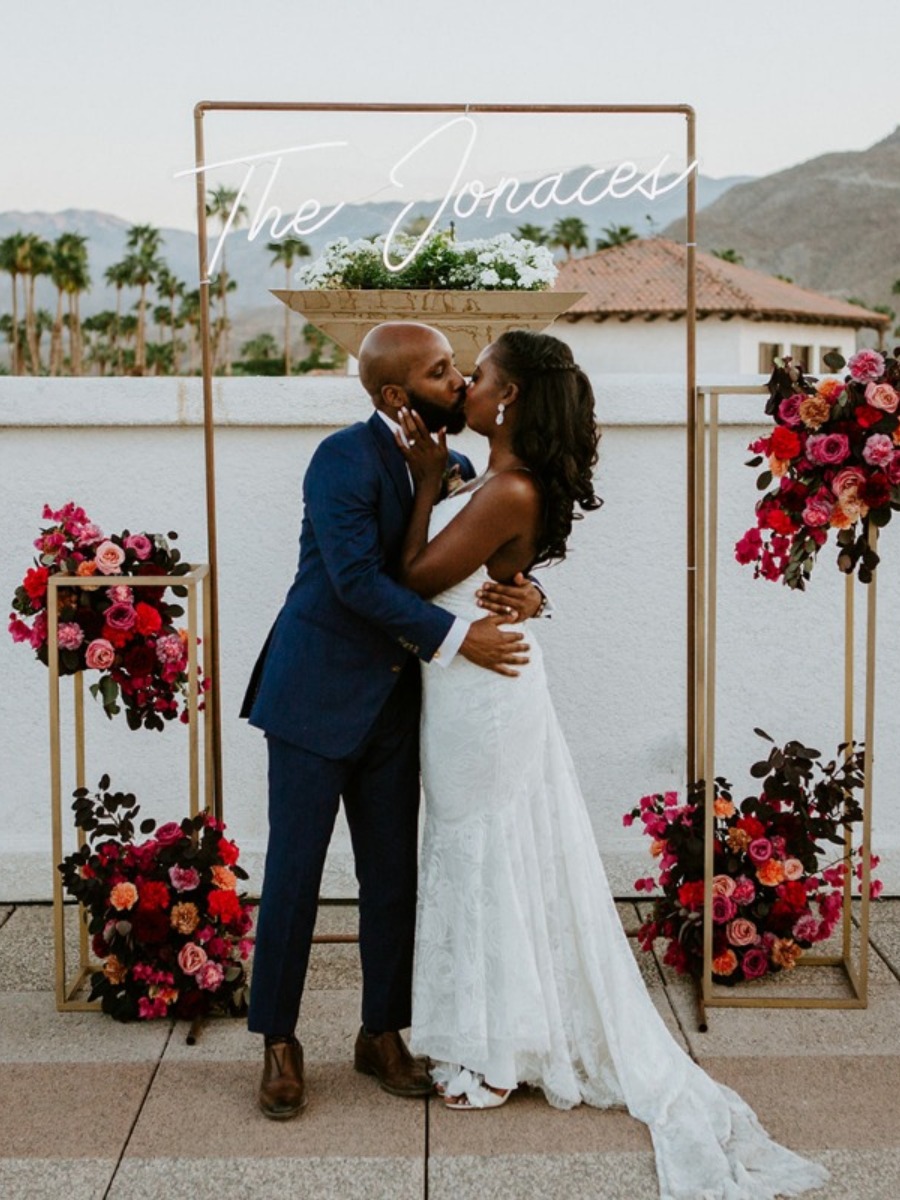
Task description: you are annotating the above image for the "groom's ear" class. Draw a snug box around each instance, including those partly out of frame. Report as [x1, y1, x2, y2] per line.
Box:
[380, 383, 406, 413]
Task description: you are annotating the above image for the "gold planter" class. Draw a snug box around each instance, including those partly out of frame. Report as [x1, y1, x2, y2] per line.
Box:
[272, 288, 586, 375]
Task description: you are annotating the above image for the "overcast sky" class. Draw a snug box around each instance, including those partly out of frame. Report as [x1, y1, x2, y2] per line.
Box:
[3, 0, 897, 231]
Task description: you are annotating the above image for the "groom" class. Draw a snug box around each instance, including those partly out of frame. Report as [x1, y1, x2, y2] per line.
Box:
[242, 321, 538, 1119]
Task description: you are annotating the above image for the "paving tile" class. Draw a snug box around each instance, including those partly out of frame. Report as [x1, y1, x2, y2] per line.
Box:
[865, 901, 900, 979]
[0, 906, 13, 930]
[0, 992, 171, 1063]
[0, 1158, 117, 1200]
[0, 905, 84, 993]
[126, 1060, 424, 1159]
[0, 1062, 154, 1157]
[673, 984, 900, 1058]
[166, 989, 361, 1063]
[811, 1148, 900, 1199]
[615, 899, 641, 934]
[429, 1151, 659, 1200]
[110, 1155, 423, 1199]
[699, 1056, 900, 1151]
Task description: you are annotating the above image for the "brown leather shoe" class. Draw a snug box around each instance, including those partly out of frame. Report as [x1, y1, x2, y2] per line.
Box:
[258, 1036, 308, 1119]
[353, 1027, 433, 1097]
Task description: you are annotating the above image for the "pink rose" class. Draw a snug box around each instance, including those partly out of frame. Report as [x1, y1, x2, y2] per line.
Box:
[887, 453, 900, 486]
[748, 838, 773, 865]
[104, 601, 136, 630]
[107, 585, 134, 604]
[848, 349, 885, 383]
[741, 947, 770, 980]
[57, 622, 85, 650]
[711, 894, 737, 924]
[156, 633, 186, 665]
[792, 913, 820, 943]
[125, 534, 153, 561]
[806, 433, 850, 466]
[197, 960, 225, 992]
[94, 540, 126, 575]
[863, 433, 894, 467]
[85, 638, 115, 669]
[75, 522, 104, 547]
[802, 495, 833, 527]
[169, 864, 201, 892]
[712, 874, 736, 898]
[832, 466, 867, 498]
[727, 918, 759, 947]
[177, 943, 208, 975]
[777, 395, 804, 426]
[783, 858, 805, 881]
[156, 822, 184, 846]
[732, 876, 756, 905]
[865, 382, 899, 413]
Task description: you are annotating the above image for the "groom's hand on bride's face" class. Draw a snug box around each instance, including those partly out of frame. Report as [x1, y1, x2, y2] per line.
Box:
[476, 574, 541, 622]
[459, 615, 530, 677]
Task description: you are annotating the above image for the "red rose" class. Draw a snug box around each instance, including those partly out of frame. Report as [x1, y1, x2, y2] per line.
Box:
[775, 881, 807, 911]
[207, 888, 243, 926]
[762, 507, 797, 536]
[855, 405, 883, 430]
[102, 624, 134, 648]
[737, 816, 765, 839]
[132, 907, 170, 943]
[217, 837, 240, 866]
[138, 880, 171, 911]
[134, 603, 163, 636]
[122, 643, 156, 675]
[859, 474, 891, 510]
[677, 880, 705, 911]
[770, 426, 802, 460]
[23, 566, 50, 603]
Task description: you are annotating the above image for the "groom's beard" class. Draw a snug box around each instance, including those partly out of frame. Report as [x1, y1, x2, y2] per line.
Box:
[406, 386, 467, 435]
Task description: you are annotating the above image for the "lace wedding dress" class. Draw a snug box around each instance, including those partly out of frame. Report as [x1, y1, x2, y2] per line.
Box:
[410, 491, 828, 1200]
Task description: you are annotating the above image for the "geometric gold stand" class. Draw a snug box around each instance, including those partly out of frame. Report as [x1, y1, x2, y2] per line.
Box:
[694, 386, 874, 1026]
[47, 564, 212, 1011]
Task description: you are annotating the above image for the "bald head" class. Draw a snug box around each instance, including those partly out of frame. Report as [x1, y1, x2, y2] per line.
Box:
[358, 322, 451, 402]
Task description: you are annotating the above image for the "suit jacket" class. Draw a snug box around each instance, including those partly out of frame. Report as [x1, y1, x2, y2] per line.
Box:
[242, 411, 475, 758]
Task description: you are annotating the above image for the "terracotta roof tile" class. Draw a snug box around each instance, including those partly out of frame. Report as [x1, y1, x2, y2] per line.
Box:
[554, 238, 889, 329]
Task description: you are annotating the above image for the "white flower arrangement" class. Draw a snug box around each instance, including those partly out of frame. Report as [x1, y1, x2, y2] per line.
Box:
[294, 231, 557, 292]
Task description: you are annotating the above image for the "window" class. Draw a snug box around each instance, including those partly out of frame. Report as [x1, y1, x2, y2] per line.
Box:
[820, 346, 841, 372]
[758, 343, 782, 373]
[790, 344, 813, 371]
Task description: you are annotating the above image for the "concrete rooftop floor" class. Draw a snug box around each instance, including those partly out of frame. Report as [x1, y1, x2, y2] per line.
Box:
[1, 899, 899, 1199]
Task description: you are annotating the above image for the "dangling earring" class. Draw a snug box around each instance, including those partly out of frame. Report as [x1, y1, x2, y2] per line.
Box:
[495, 403, 506, 426]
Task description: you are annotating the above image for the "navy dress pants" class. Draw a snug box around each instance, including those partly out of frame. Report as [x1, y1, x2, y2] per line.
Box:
[247, 666, 421, 1037]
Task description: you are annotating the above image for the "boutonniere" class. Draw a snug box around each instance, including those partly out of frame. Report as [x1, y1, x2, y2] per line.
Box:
[442, 463, 465, 499]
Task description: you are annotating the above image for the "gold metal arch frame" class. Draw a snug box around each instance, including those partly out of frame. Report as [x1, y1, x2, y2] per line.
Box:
[191, 101, 699, 820]
[695, 385, 874, 1027]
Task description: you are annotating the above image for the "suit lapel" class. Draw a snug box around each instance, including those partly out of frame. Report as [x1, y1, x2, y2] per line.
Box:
[368, 412, 413, 511]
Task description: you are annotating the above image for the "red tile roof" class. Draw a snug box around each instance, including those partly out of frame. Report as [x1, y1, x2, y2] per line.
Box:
[554, 238, 889, 329]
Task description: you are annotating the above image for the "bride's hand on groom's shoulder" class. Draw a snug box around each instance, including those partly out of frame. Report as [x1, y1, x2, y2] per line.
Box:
[395, 408, 448, 499]
[476, 573, 543, 623]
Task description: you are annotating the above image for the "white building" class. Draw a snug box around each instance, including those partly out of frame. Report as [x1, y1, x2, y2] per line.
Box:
[552, 238, 889, 376]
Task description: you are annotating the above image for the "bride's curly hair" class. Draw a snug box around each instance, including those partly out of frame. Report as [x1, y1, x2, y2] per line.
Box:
[491, 330, 602, 567]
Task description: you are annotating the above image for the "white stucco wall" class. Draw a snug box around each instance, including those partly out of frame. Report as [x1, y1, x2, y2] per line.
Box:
[556, 317, 859, 377]
[1, 374, 898, 901]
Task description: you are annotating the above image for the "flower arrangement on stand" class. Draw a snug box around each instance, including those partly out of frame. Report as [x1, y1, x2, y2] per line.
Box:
[735, 349, 900, 589]
[9, 502, 204, 731]
[624, 732, 880, 985]
[58, 776, 252, 1021]
[294, 230, 558, 291]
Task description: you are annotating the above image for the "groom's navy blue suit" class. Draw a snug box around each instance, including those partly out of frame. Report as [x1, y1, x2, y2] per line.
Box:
[244, 411, 474, 1036]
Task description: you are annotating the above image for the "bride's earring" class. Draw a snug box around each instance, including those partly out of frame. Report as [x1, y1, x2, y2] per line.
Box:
[495, 403, 506, 426]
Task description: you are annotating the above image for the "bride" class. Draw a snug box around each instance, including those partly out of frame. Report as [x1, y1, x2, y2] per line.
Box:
[393, 330, 828, 1200]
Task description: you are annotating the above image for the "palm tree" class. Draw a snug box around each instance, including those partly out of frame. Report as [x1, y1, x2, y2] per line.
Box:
[268, 237, 310, 374]
[82, 311, 117, 376]
[0, 233, 28, 373]
[155, 266, 185, 374]
[241, 332, 279, 361]
[207, 271, 236, 373]
[515, 223, 548, 245]
[711, 248, 744, 265]
[21, 234, 53, 373]
[123, 225, 162, 375]
[0, 313, 25, 371]
[58, 234, 90, 375]
[206, 186, 248, 374]
[104, 259, 133, 375]
[595, 225, 639, 251]
[549, 217, 589, 260]
[179, 288, 202, 374]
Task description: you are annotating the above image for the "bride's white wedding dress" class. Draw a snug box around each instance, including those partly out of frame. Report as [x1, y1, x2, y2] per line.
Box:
[410, 491, 828, 1200]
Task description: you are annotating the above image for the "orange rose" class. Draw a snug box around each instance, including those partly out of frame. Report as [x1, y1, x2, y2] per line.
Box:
[170, 902, 200, 934]
[798, 394, 832, 429]
[76, 560, 98, 577]
[771, 937, 803, 970]
[830, 507, 853, 530]
[211, 865, 237, 890]
[712, 949, 738, 976]
[756, 859, 786, 887]
[727, 828, 752, 853]
[110, 881, 139, 911]
[768, 456, 788, 477]
[714, 798, 736, 818]
[816, 379, 845, 404]
[650, 838, 666, 858]
[103, 954, 128, 984]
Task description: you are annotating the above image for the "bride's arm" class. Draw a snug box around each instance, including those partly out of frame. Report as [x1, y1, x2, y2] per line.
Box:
[395, 412, 540, 600]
